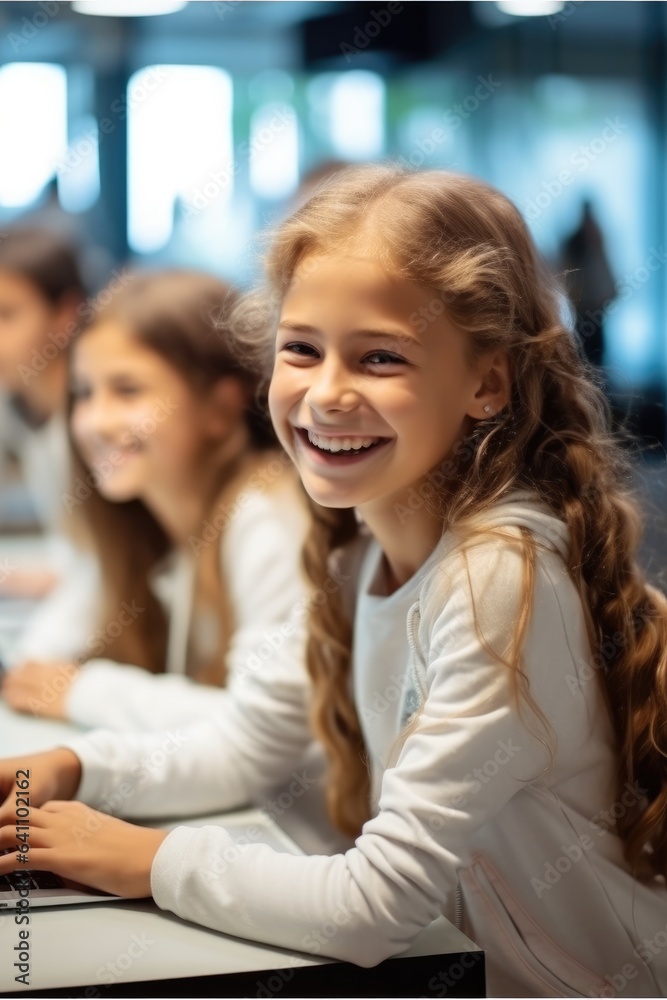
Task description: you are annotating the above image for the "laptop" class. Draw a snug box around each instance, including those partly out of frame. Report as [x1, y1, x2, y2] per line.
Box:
[0, 809, 302, 909]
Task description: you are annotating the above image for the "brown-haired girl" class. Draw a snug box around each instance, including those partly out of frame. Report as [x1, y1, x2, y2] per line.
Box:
[1, 168, 665, 997]
[3, 269, 310, 730]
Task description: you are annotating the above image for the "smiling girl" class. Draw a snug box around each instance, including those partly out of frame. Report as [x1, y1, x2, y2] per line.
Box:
[1, 168, 666, 998]
[2, 270, 310, 730]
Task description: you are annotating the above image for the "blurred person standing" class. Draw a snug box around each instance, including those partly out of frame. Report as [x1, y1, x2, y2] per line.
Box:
[561, 199, 617, 369]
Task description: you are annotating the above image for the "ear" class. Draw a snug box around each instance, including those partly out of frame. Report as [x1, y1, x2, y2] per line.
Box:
[467, 349, 511, 420]
[203, 375, 248, 439]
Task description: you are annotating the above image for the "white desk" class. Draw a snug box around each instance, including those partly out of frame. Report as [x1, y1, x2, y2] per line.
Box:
[0, 679, 485, 997]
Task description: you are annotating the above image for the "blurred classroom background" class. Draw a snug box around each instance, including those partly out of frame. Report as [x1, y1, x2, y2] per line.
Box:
[0, 0, 665, 571]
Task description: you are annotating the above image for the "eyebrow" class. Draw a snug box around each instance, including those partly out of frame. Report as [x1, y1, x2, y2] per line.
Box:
[277, 321, 422, 348]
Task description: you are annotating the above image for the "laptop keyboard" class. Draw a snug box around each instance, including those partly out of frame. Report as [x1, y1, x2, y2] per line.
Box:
[0, 849, 66, 892]
[0, 870, 66, 891]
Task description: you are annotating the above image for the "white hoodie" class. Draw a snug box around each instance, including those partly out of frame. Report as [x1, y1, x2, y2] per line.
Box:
[63, 490, 667, 998]
[5, 440, 312, 734]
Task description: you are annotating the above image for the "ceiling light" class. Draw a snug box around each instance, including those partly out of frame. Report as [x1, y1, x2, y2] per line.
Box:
[72, 1, 188, 17]
[496, 1, 565, 16]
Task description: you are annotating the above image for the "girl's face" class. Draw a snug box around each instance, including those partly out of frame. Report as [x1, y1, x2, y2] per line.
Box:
[269, 252, 507, 514]
[71, 321, 218, 504]
[0, 270, 63, 393]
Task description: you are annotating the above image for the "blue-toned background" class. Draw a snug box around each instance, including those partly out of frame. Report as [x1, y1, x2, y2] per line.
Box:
[0, 0, 665, 440]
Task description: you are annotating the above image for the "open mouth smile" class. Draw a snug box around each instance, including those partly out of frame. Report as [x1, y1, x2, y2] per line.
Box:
[294, 427, 391, 464]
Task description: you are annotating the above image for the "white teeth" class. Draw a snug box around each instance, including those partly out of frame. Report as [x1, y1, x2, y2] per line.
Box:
[307, 430, 380, 453]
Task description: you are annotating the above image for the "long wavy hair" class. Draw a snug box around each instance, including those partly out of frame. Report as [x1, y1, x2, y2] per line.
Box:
[69, 269, 275, 680]
[231, 164, 667, 877]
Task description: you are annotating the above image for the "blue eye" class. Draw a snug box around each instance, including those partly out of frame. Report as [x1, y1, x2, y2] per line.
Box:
[364, 351, 405, 366]
[282, 342, 319, 358]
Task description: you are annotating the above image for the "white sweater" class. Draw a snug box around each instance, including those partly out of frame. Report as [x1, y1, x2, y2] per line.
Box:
[63, 469, 311, 731]
[63, 491, 667, 998]
[0, 395, 70, 534]
[1, 399, 102, 666]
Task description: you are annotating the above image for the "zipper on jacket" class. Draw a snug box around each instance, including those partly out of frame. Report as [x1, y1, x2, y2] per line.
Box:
[406, 601, 429, 698]
[408, 600, 464, 934]
[454, 882, 463, 930]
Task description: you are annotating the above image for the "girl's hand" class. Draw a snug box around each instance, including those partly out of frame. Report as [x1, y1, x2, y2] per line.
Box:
[0, 567, 59, 600]
[1, 659, 79, 719]
[0, 749, 82, 826]
[0, 802, 168, 898]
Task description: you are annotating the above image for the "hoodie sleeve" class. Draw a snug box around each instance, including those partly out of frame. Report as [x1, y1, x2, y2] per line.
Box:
[64, 478, 311, 731]
[219, 477, 311, 684]
[61, 619, 314, 818]
[146, 538, 589, 966]
[5, 547, 100, 666]
[65, 661, 234, 731]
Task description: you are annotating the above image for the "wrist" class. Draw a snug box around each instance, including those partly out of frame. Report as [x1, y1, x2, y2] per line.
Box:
[52, 747, 82, 799]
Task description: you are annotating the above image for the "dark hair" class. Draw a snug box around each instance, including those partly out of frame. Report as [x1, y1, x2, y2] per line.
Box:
[0, 227, 86, 303]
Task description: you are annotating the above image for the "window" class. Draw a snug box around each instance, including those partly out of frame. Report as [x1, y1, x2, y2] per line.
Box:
[0, 63, 67, 208]
[127, 65, 233, 254]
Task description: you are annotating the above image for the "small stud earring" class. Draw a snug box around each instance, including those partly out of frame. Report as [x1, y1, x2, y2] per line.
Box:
[483, 404, 493, 414]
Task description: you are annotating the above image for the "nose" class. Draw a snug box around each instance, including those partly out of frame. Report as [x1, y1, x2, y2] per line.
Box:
[73, 391, 124, 443]
[303, 355, 360, 416]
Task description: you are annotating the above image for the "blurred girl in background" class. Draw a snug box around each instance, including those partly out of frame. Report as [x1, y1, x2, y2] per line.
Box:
[2, 270, 310, 731]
